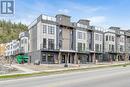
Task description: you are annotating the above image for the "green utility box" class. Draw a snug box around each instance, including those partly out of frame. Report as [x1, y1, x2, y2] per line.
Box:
[16, 54, 29, 64]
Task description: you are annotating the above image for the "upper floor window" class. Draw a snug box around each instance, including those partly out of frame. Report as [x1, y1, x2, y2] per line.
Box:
[106, 35, 108, 41]
[83, 33, 86, 40]
[78, 43, 82, 51]
[112, 36, 114, 42]
[95, 44, 99, 52]
[43, 38, 46, 49]
[109, 36, 111, 41]
[78, 32, 82, 39]
[48, 26, 55, 34]
[48, 39, 54, 50]
[95, 34, 99, 41]
[43, 25, 47, 33]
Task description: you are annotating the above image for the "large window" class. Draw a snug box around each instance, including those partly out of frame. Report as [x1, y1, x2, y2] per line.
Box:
[109, 36, 111, 41]
[78, 43, 82, 51]
[100, 44, 102, 52]
[120, 45, 123, 52]
[106, 35, 108, 41]
[112, 36, 114, 42]
[95, 34, 99, 41]
[48, 39, 54, 50]
[43, 25, 47, 33]
[109, 44, 111, 51]
[78, 32, 82, 39]
[83, 43, 85, 51]
[48, 26, 55, 34]
[43, 38, 46, 49]
[95, 44, 99, 52]
[112, 45, 114, 52]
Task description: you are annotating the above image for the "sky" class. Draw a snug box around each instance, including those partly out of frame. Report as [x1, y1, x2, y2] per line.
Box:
[0, 0, 130, 29]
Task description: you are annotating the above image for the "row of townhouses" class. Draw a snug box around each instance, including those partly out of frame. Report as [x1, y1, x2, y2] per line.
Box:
[3, 14, 130, 64]
[5, 32, 29, 62]
[27, 14, 130, 64]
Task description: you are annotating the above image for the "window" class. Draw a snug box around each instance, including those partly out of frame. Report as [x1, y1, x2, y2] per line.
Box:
[109, 36, 111, 41]
[83, 33, 86, 40]
[83, 43, 85, 51]
[100, 44, 102, 52]
[48, 26, 55, 34]
[112, 45, 114, 52]
[95, 44, 99, 52]
[95, 34, 99, 41]
[106, 35, 108, 41]
[100, 35, 102, 41]
[48, 39, 54, 50]
[120, 45, 123, 52]
[78, 32, 82, 39]
[43, 25, 47, 33]
[78, 43, 82, 51]
[25, 39, 27, 44]
[109, 44, 111, 51]
[43, 38, 46, 49]
[112, 36, 114, 42]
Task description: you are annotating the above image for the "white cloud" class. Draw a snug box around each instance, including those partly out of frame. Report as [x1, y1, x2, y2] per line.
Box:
[88, 16, 106, 25]
[58, 9, 70, 14]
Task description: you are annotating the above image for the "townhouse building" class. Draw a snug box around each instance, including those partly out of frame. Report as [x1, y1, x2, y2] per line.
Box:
[5, 40, 19, 60]
[125, 30, 130, 60]
[104, 27, 126, 61]
[28, 14, 105, 64]
[93, 29, 104, 62]
[19, 32, 29, 54]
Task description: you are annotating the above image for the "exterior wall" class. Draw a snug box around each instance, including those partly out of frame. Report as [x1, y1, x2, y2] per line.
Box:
[29, 25, 37, 52]
[61, 28, 73, 50]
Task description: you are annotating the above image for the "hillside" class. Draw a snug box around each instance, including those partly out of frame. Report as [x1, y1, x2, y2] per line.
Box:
[0, 20, 28, 43]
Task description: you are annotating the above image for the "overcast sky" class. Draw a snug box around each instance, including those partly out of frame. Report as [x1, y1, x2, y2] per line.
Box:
[0, 0, 130, 29]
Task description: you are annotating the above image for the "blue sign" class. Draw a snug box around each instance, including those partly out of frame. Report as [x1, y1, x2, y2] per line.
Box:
[0, 0, 14, 14]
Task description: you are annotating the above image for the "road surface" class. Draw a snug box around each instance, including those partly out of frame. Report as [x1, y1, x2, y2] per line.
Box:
[0, 66, 130, 87]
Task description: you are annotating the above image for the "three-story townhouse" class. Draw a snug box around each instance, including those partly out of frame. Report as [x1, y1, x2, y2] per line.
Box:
[124, 30, 130, 60]
[29, 14, 57, 64]
[104, 27, 116, 61]
[93, 28, 104, 62]
[74, 20, 89, 64]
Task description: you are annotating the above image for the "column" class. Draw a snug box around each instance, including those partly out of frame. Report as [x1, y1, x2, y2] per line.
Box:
[74, 53, 78, 64]
[92, 53, 96, 63]
[58, 52, 61, 64]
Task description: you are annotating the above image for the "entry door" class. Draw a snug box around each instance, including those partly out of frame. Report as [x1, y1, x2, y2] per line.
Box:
[62, 55, 65, 63]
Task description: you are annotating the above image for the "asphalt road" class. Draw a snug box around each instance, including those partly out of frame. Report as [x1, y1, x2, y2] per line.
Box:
[0, 66, 130, 87]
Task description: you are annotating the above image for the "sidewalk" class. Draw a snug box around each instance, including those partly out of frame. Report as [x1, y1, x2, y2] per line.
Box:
[0, 61, 129, 76]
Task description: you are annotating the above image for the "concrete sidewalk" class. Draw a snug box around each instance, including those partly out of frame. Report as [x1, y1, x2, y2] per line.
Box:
[0, 61, 129, 76]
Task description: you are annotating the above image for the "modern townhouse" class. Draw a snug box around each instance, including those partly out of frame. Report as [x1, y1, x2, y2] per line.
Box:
[28, 14, 57, 64]
[104, 27, 126, 61]
[5, 40, 19, 61]
[19, 32, 29, 54]
[93, 28, 104, 62]
[124, 30, 130, 60]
